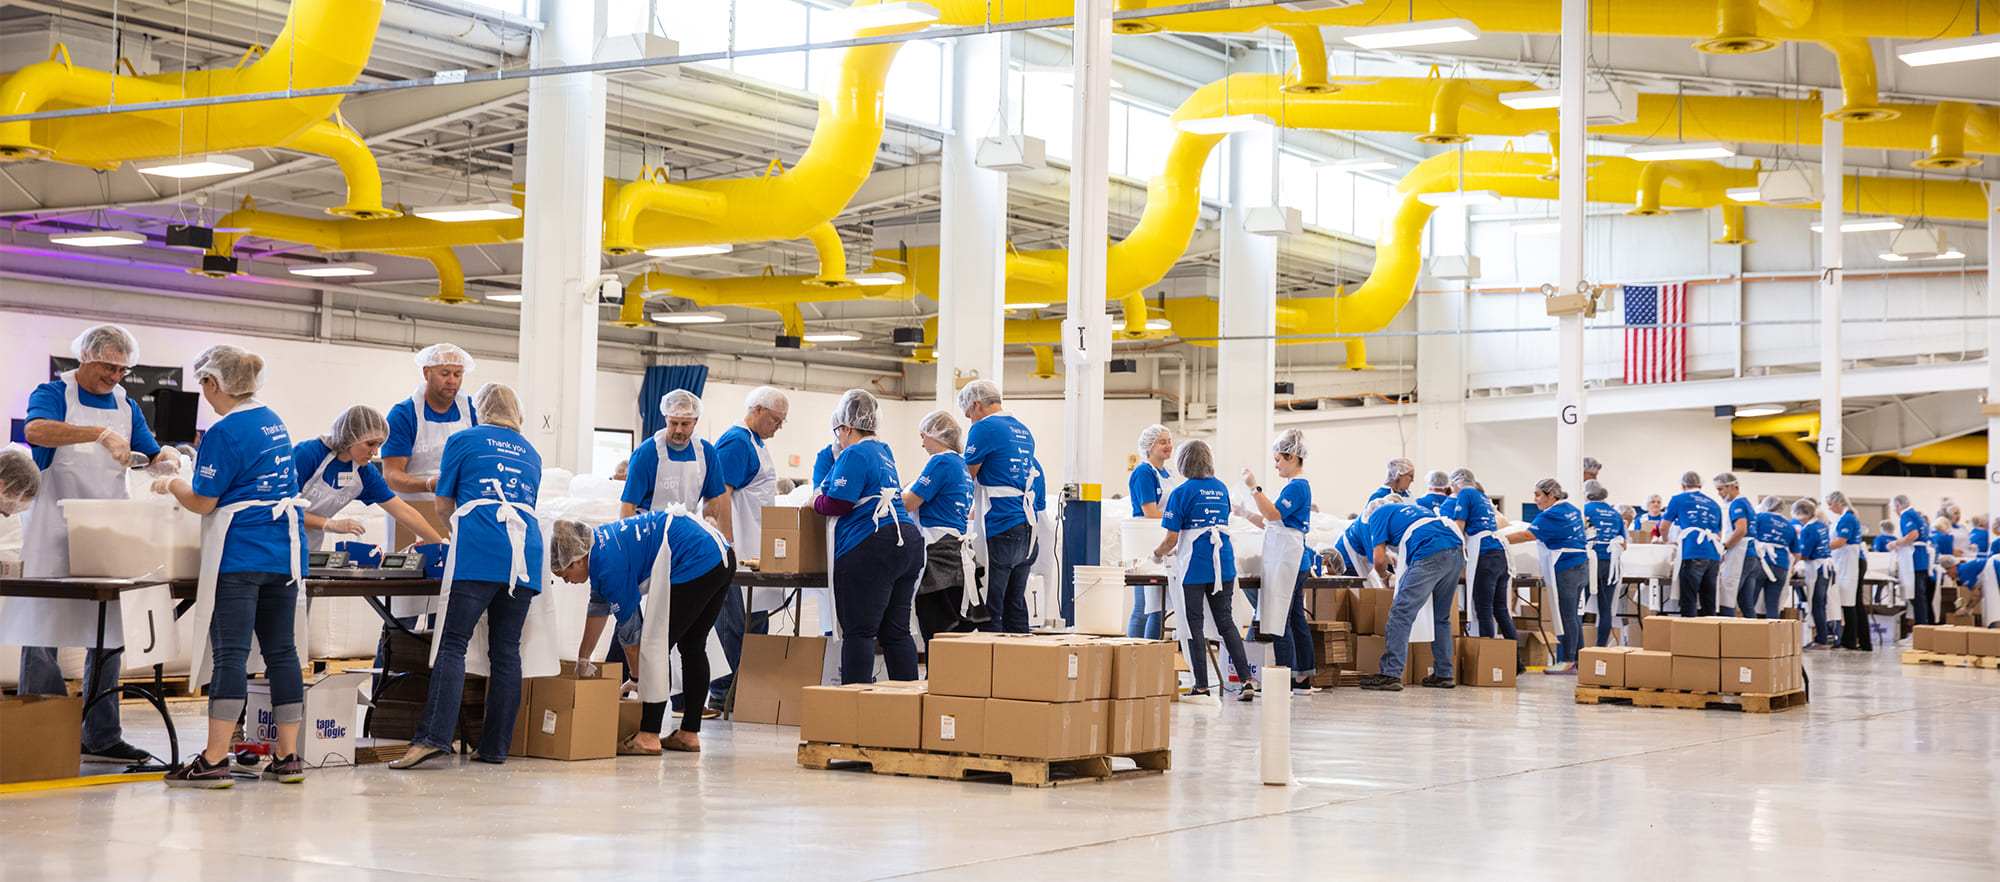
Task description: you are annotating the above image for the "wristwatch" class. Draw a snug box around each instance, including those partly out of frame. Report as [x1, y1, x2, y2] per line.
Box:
[1254, 486, 1264, 494]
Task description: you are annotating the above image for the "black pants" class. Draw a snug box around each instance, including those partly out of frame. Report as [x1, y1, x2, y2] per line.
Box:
[639, 563, 735, 735]
[915, 536, 982, 641]
[1678, 558, 1719, 617]
[1470, 548, 1515, 639]
[1910, 571, 1937, 626]
[1840, 600, 1874, 651]
[833, 522, 925, 684]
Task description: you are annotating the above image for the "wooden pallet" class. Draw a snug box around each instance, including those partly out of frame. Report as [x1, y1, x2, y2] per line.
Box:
[352, 742, 410, 765]
[1901, 650, 2000, 669]
[797, 742, 1170, 788]
[1575, 685, 1807, 713]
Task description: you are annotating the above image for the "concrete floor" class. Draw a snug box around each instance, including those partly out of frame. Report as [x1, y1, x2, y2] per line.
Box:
[3, 647, 1997, 881]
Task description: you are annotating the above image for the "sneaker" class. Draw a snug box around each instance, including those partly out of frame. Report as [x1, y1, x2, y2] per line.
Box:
[1238, 681, 1258, 702]
[260, 754, 306, 784]
[1421, 675, 1457, 689]
[163, 753, 234, 789]
[1544, 663, 1578, 676]
[82, 741, 152, 765]
[1358, 674, 1403, 692]
[1291, 677, 1314, 693]
[1181, 690, 1220, 706]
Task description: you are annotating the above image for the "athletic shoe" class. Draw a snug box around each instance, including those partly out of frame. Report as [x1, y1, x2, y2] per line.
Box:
[1181, 690, 1220, 706]
[82, 741, 152, 765]
[1238, 681, 1258, 702]
[260, 754, 306, 784]
[1358, 674, 1403, 691]
[163, 754, 233, 789]
[1421, 675, 1457, 689]
[1291, 677, 1314, 693]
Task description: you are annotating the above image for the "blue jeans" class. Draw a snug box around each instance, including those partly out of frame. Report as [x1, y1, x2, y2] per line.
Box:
[1379, 549, 1463, 679]
[1553, 564, 1587, 664]
[1127, 585, 1163, 639]
[708, 586, 767, 706]
[982, 523, 1037, 634]
[412, 579, 530, 760]
[207, 571, 304, 726]
[1592, 556, 1617, 647]
[1268, 570, 1316, 677]
[833, 522, 924, 684]
[1470, 548, 1515, 639]
[1181, 581, 1252, 691]
[1810, 569, 1838, 643]
[20, 646, 123, 749]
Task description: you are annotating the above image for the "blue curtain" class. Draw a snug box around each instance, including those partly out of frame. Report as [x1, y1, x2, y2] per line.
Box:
[640, 365, 709, 438]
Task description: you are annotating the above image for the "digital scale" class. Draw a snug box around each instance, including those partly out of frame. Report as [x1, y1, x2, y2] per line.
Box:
[307, 550, 428, 580]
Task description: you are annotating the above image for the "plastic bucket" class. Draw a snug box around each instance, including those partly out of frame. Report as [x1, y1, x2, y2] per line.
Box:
[59, 497, 199, 579]
[1119, 518, 1168, 564]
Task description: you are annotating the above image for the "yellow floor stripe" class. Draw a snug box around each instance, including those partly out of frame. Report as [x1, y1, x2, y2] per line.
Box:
[0, 771, 158, 795]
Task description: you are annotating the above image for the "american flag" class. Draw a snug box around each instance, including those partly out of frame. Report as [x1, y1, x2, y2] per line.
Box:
[1623, 283, 1686, 384]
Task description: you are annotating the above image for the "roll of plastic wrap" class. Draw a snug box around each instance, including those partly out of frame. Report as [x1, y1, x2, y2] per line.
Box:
[1260, 665, 1291, 786]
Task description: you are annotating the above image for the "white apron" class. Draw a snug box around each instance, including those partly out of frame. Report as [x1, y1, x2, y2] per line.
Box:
[1832, 538, 1863, 609]
[918, 524, 980, 621]
[1533, 543, 1583, 639]
[393, 390, 474, 505]
[1256, 478, 1310, 631]
[1670, 526, 1719, 614]
[1587, 536, 1625, 616]
[1718, 532, 1749, 609]
[1339, 532, 1387, 590]
[728, 431, 783, 612]
[0, 374, 133, 647]
[648, 431, 709, 513]
[1389, 515, 1458, 645]
[1136, 469, 1184, 618]
[637, 502, 733, 704]
[300, 451, 367, 552]
[187, 493, 308, 689]
[1895, 537, 1931, 612]
[1164, 523, 1234, 642]
[1976, 557, 2000, 627]
[425, 483, 560, 680]
[966, 457, 1039, 621]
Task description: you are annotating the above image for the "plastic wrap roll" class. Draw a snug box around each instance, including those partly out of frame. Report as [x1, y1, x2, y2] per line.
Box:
[1260, 665, 1291, 786]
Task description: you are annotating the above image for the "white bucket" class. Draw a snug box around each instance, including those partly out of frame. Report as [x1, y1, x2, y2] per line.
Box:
[1072, 565, 1129, 636]
[59, 497, 199, 579]
[1119, 518, 1168, 564]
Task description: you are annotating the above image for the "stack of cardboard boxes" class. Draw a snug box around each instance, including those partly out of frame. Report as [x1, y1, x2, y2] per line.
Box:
[1579, 617, 1803, 694]
[1511, 585, 1559, 668]
[1913, 625, 2000, 656]
[1307, 621, 1356, 688]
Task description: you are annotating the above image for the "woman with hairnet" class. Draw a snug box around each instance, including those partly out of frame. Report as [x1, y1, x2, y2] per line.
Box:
[293, 406, 444, 551]
[1414, 470, 1452, 512]
[1636, 494, 1667, 539]
[391, 383, 545, 770]
[1449, 468, 1514, 643]
[1581, 481, 1624, 648]
[1506, 479, 1589, 672]
[549, 506, 733, 755]
[1151, 439, 1255, 705]
[809, 390, 924, 684]
[1822, 491, 1862, 649]
[1739, 496, 1800, 620]
[1240, 429, 1316, 693]
[1370, 458, 1416, 503]
[1125, 424, 1175, 638]
[901, 410, 980, 640]
[151, 344, 310, 787]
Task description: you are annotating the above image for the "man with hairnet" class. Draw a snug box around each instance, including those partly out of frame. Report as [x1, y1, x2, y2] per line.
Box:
[704, 387, 787, 712]
[1370, 458, 1416, 504]
[1414, 470, 1452, 513]
[382, 343, 480, 547]
[903, 410, 979, 639]
[0, 324, 177, 766]
[1662, 471, 1724, 616]
[958, 380, 1041, 633]
[620, 390, 734, 541]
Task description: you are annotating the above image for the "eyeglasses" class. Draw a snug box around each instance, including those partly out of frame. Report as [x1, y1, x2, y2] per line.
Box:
[88, 362, 133, 377]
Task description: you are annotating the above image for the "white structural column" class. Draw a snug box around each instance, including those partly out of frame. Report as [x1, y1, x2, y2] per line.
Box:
[1062, 0, 1112, 497]
[934, 32, 1008, 402]
[516, 0, 606, 472]
[1554, 0, 1587, 496]
[1415, 286, 1468, 471]
[1217, 128, 1279, 477]
[1819, 90, 1844, 498]
[1987, 187, 1999, 516]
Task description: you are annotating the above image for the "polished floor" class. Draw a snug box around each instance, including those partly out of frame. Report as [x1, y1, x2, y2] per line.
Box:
[3, 647, 1997, 881]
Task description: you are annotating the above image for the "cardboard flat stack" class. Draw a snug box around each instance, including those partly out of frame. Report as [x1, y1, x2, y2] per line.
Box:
[1307, 620, 1356, 687]
[1913, 625, 2000, 657]
[1579, 618, 1802, 694]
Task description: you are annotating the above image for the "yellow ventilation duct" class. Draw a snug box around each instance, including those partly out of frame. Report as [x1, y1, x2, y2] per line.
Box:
[206, 197, 518, 302]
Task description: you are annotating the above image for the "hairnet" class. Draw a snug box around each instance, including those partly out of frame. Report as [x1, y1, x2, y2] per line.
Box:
[1582, 456, 1602, 473]
[549, 520, 593, 571]
[1680, 471, 1702, 488]
[1646, 493, 1663, 504]
[1758, 494, 1784, 513]
[1712, 471, 1739, 487]
[1323, 549, 1349, 576]
[1879, 519, 1896, 531]
[1793, 498, 1818, 519]
[744, 386, 788, 416]
[1137, 424, 1171, 456]
[1582, 480, 1608, 502]
[1616, 505, 1635, 520]
[192, 344, 266, 396]
[71, 324, 138, 367]
[1424, 469, 1449, 491]
[1891, 494, 1912, 511]
[830, 389, 880, 433]
[1940, 500, 1961, 518]
[956, 378, 1002, 415]
[919, 409, 963, 453]
[1365, 497, 1393, 516]
[1449, 467, 1476, 486]
[322, 405, 389, 451]
[1933, 516, 1952, 532]
[473, 383, 524, 430]
[1824, 490, 1849, 508]
[1534, 478, 1567, 501]
[0, 446, 39, 516]
[659, 389, 703, 420]
[1174, 439, 1215, 481]
[1975, 514, 1990, 527]
[414, 343, 476, 372]
[1384, 458, 1415, 484]
[1272, 428, 1308, 461]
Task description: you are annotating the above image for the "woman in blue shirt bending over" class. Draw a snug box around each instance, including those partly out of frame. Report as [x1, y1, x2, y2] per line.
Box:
[1509, 478, 1589, 672]
[811, 390, 924, 684]
[1152, 440, 1254, 705]
[1240, 429, 1317, 693]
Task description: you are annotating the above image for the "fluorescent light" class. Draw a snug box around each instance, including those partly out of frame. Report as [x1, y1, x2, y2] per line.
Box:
[1342, 18, 1481, 50]
[1145, 318, 1172, 331]
[1624, 141, 1736, 161]
[1511, 220, 1562, 234]
[132, 154, 254, 178]
[1280, 0, 1363, 10]
[1932, 249, 1967, 260]
[1314, 157, 1397, 172]
[1005, 302, 1053, 311]
[1733, 404, 1787, 418]
[1416, 189, 1502, 207]
[484, 293, 523, 303]
[1175, 114, 1274, 135]
[849, 272, 906, 286]
[1498, 88, 1562, 110]
[802, 332, 863, 343]
[1725, 186, 1762, 202]
[645, 243, 733, 258]
[411, 202, 522, 222]
[651, 311, 728, 324]
[1809, 218, 1904, 233]
[288, 261, 377, 277]
[1877, 252, 1910, 261]
[1896, 32, 2000, 67]
[822, 1, 938, 36]
[49, 230, 145, 247]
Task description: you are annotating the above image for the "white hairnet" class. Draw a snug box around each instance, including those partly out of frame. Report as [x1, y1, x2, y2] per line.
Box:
[0, 446, 39, 516]
[1793, 498, 1819, 519]
[1878, 519, 1895, 531]
[1384, 458, 1415, 484]
[1365, 497, 1393, 516]
[1424, 469, 1449, 491]
[550, 520, 593, 571]
[1138, 424, 1171, 456]
[659, 389, 703, 420]
[1582, 456, 1602, 473]
[1272, 428, 1308, 461]
[1891, 494, 1912, 512]
[473, 382, 524, 430]
[831, 389, 880, 433]
[1758, 494, 1784, 513]
[192, 344, 266, 396]
[744, 386, 789, 415]
[1534, 478, 1568, 501]
[1174, 439, 1214, 481]
[1713, 471, 1739, 487]
[1616, 504, 1635, 520]
[1824, 490, 1849, 508]
[1449, 467, 1476, 487]
[1646, 493, 1663, 504]
[956, 378, 1002, 415]
[1582, 479, 1608, 502]
[322, 405, 389, 451]
[919, 409, 962, 453]
[414, 343, 476, 372]
[1680, 471, 1703, 488]
[71, 324, 139, 367]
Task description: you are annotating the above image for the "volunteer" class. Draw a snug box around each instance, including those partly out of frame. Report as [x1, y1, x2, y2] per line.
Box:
[1506, 479, 1587, 673]
[0, 446, 40, 515]
[1369, 458, 1416, 503]
[1824, 491, 1863, 649]
[1359, 498, 1465, 692]
[1970, 514, 1991, 556]
[1891, 494, 1936, 625]
[1581, 480, 1623, 648]
[959, 380, 1041, 634]
[1636, 495, 1667, 538]
[1873, 520, 1896, 553]
[381, 343, 478, 545]
[1414, 470, 1451, 512]
[1740, 496, 1797, 620]
[1150, 439, 1253, 704]
[1952, 554, 2000, 633]
[811, 390, 924, 684]
[903, 410, 979, 640]
[1449, 468, 1513, 641]
[811, 444, 836, 491]
[1662, 471, 1724, 616]
[705, 387, 788, 713]
[1126, 424, 1174, 638]
[550, 511, 732, 755]
[1714, 473, 1754, 617]
[1797, 499, 1830, 624]
[2, 324, 179, 768]
[620, 390, 733, 542]
[1240, 429, 1316, 694]
[293, 406, 444, 551]
[1582, 457, 1602, 483]
[1617, 505, 1636, 534]
[1930, 512, 1958, 569]
[152, 345, 307, 788]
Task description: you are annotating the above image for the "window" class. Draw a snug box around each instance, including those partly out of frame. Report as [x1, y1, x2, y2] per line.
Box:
[594, 429, 635, 479]
[1278, 151, 1316, 226]
[465, 0, 528, 16]
[1125, 105, 1172, 184]
[732, 0, 809, 89]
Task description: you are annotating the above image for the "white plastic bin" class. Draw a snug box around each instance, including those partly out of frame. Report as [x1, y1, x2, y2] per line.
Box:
[1071, 565, 1129, 636]
[60, 497, 199, 580]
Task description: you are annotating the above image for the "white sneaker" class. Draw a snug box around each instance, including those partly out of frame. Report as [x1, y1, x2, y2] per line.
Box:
[1181, 691, 1220, 706]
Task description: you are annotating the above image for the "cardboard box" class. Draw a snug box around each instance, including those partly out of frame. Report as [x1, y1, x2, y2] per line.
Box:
[618, 699, 642, 744]
[985, 699, 1107, 760]
[1933, 626, 1970, 655]
[922, 695, 987, 754]
[1304, 586, 1357, 625]
[1578, 647, 1632, 687]
[1720, 620, 1787, 659]
[1623, 650, 1674, 690]
[1404, 642, 1435, 685]
[992, 637, 1109, 702]
[1643, 616, 1675, 652]
[0, 695, 82, 784]
[1672, 656, 1720, 693]
[857, 682, 927, 750]
[735, 634, 832, 725]
[1141, 695, 1171, 751]
[1912, 625, 1937, 652]
[1945, 612, 1981, 628]
[760, 506, 829, 574]
[1108, 699, 1145, 755]
[247, 671, 368, 769]
[1358, 588, 1394, 636]
[524, 660, 622, 761]
[1105, 639, 1174, 698]
[1356, 635, 1386, 674]
[927, 633, 997, 698]
[1965, 629, 2000, 657]
[800, 684, 868, 745]
[1720, 658, 1781, 694]
[1456, 637, 1517, 687]
[1518, 632, 1552, 668]
[1671, 618, 1722, 658]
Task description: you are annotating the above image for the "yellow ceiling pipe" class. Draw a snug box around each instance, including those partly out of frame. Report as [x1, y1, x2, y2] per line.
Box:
[1269, 25, 1339, 95]
[1031, 346, 1059, 379]
[0, 0, 394, 219]
[1715, 203, 1754, 245]
[1730, 414, 1822, 437]
[1888, 436, 1989, 468]
[1915, 102, 1984, 170]
[617, 259, 915, 327]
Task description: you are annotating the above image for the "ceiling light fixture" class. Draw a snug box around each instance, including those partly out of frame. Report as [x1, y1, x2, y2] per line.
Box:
[1313, 157, 1397, 172]
[849, 272, 907, 286]
[1733, 404, 1787, 418]
[287, 261, 377, 278]
[1878, 252, 1910, 262]
[1809, 218, 1905, 233]
[650, 310, 728, 324]
[645, 243, 733, 258]
[1623, 141, 1736, 161]
[1933, 249, 1967, 260]
[1005, 302, 1053, 311]
[803, 332, 863, 343]
[484, 293, 524, 303]
[1175, 114, 1274, 135]
[1342, 18, 1481, 50]
[1498, 88, 1562, 110]
[49, 230, 146, 247]
[1896, 32, 2000, 67]
[1145, 318, 1172, 331]
[133, 154, 254, 179]
[823, 1, 939, 36]
[1416, 189, 1502, 207]
[1725, 186, 1762, 202]
[411, 202, 522, 223]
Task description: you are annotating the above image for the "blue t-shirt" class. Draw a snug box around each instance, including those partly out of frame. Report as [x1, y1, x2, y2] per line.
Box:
[910, 452, 973, 532]
[1725, 496, 1755, 551]
[1367, 485, 1395, 504]
[1872, 535, 1893, 552]
[1437, 495, 1459, 520]
[1972, 530, 1991, 555]
[1955, 556, 1992, 586]
[1414, 491, 1450, 513]
[963, 415, 1037, 534]
[1751, 512, 1796, 567]
[1451, 486, 1503, 554]
[191, 405, 307, 576]
[824, 439, 914, 557]
[434, 426, 544, 592]
[1368, 502, 1462, 566]
[1336, 517, 1373, 574]
[1127, 463, 1169, 517]
[1663, 490, 1723, 561]
[1799, 521, 1830, 561]
[812, 445, 835, 490]
[292, 438, 394, 506]
[382, 396, 476, 459]
[589, 511, 727, 626]
[25, 380, 162, 470]
[1583, 500, 1622, 559]
[621, 437, 726, 511]
[1275, 478, 1314, 572]
[1636, 512, 1666, 533]
[713, 425, 767, 491]
[1528, 501, 1588, 571]
[1898, 509, 1931, 570]
[1833, 511, 1862, 550]
[1162, 477, 1235, 584]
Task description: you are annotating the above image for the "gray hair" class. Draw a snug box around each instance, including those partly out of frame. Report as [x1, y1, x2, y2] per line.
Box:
[1891, 494, 1912, 512]
[744, 385, 788, 415]
[1713, 472, 1739, 487]
[72, 324, 139, 366]
[956, 379, 1003, 415]
[1616, 504, 1635, 520]
[1582, 480, 1608, 502]
[1534, 478, 1567, 501]
[1792, 498, 1818, 519]
[1824, 490, 1849, 509]
[1680, 471, 1702, 488]
[1424, 469, 1450, 491]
